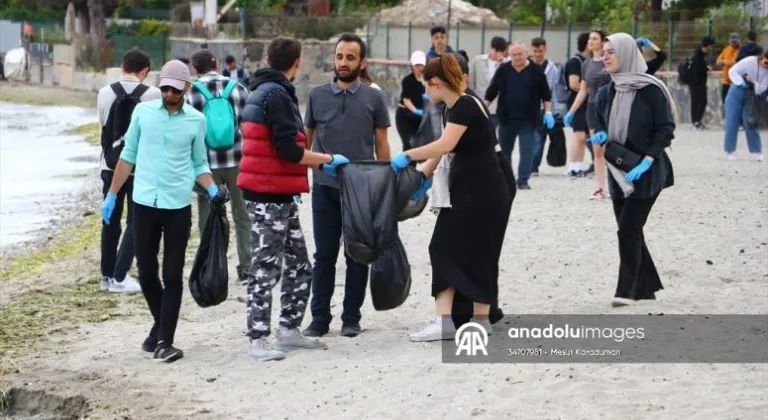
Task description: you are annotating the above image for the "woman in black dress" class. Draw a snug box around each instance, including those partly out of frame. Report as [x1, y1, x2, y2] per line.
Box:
[591, 32, 676, 307]
[390, 54, 512, 342]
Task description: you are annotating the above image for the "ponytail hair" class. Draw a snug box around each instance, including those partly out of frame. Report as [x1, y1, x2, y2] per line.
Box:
[422, 54, 465, 94]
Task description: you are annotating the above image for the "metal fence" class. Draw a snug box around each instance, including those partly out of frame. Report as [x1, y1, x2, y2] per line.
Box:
[111, 35, 169, 70]
[365, 16, 765, 69]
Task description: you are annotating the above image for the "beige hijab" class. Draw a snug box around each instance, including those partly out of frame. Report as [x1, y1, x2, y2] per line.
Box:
[605, 32, 677, 197]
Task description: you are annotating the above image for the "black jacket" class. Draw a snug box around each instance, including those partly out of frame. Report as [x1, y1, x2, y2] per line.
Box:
[690, 48, 710, 85]
[736, 42, 765, 62]
[484, 61, 552, 124]
[593, 83, 675, 199]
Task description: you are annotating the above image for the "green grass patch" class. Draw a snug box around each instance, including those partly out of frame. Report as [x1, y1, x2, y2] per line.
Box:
[0, 279, 123, 376]
[0, 86, 97, 108]
[0, 214, 101, 283]
[67, 122, 101, 146]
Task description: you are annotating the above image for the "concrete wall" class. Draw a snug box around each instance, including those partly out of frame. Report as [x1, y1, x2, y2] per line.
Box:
[0, 20, 22, 54]
[170, 37, 336, 103]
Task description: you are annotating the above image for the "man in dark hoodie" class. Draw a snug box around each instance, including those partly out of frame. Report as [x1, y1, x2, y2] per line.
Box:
[426, 25, 456, 59]
[689, 36, 715, 129]
[736, 31, 764, 62]
[238, 36, 350, 362]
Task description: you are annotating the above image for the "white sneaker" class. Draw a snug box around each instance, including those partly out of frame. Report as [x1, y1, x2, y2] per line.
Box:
[752, 154, 765, 162]
[275, 327, 328, 352]
[611, 297, 636, 307]
[726, 154, 737, 161]
[100, 276, 111, 292]
[249, 338, 285, 362]
[409, 316, 456, 342]
[108, 275, 142, 294]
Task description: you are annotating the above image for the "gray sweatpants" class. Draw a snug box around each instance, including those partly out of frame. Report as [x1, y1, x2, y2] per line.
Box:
[245, 201, 312, 339]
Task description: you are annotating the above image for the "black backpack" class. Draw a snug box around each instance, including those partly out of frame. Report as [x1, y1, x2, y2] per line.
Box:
[101, 82, 149, 169]
[677, 56, 694, 85]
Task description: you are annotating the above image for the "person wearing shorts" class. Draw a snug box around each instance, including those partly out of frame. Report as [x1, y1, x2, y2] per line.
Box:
[564, 29, 611, 199]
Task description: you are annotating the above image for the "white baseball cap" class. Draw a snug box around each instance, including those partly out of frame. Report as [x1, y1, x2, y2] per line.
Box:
[410, 50, 427, 66]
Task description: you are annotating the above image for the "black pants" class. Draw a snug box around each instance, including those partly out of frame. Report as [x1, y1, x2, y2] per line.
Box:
[133, 203, 192, 346]
[689, 83, 708, 124]
[395, 107, 422, 151]
[612, 196, 663, 300]
[100, 170, 134, 280]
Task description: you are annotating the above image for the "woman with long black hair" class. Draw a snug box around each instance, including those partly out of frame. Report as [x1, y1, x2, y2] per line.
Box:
[590, 32, 676, 307]
[390, 54, 512, 341]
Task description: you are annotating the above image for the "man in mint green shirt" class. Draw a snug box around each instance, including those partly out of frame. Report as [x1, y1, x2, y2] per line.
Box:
[101, 59, 220, 364]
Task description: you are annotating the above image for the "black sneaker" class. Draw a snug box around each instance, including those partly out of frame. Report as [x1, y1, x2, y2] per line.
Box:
[517, 183, 532, 190]
[340, 323, 362, 338]
[302, 321, 330, 337]
[153, 344, 184, 363]
[142, 336, 158, 353]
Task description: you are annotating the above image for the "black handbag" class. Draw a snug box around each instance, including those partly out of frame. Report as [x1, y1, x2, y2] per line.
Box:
[604, 141, 642, 172]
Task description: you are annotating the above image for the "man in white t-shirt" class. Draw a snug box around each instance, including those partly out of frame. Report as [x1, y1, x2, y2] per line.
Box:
[96, 48, 162, 294]
[469, 36, 508, 129]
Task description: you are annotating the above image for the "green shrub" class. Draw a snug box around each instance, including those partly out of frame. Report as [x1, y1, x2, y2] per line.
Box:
[0, 7, 65, 23]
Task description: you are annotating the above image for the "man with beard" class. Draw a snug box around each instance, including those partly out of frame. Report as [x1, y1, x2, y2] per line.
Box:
[101, 59, 221, 363]
[239, 37, 349, 361]
[302, 33, 391, 338]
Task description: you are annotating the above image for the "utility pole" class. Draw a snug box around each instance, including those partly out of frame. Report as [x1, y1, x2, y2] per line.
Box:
[446, 0, 452, 37]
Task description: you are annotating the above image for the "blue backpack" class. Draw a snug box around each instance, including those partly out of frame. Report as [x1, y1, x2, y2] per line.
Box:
[193, 79, 238, 150]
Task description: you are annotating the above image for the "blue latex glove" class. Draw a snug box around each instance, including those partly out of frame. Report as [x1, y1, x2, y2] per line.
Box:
[206, 184, 219, 200]
[321, 154, 350, 177]
[413, 108, 424, 117]
[563, 111, 574, 127]
[422, 93, 430, 103]
[390, 152, 411, 173]
[411, 178, 433, 201]
[588, 131, 608, 145]
[101, 192, 117, 225]
[636, 37, 652, 47]
[625, 159, 653, 182]
[293, 195, 302, 204]
[543, 111, 555, 129]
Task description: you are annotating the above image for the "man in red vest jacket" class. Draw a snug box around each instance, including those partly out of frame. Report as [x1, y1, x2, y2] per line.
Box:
[238, 36, 349, 362]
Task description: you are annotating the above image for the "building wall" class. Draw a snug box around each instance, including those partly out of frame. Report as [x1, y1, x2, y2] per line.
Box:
[0, 20, 22, 54]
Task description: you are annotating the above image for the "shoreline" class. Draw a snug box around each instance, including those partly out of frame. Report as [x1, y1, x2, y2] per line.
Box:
[0, 81, 98, 109]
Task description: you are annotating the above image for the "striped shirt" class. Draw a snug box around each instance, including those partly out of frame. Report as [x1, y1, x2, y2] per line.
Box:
[185, 72, 249, 169]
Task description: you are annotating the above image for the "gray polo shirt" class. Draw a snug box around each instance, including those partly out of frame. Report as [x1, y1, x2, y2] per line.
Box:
[304, 78, 391, 187]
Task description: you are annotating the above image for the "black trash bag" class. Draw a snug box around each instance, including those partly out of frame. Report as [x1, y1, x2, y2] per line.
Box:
[411, 101, 443, 148]
[189, 188, 231, 308]
[546, 124, 567, 167]
[370, 237, 412, 310]
[339, 162, 424, 265]
[745, 88, 761, 130]
[395, 166, 429, 222]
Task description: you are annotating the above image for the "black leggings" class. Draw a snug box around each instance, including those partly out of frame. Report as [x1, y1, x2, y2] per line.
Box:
[133, 203, 192, 346]
[612, 195, 663, 300]
[395, 107, 422, 151]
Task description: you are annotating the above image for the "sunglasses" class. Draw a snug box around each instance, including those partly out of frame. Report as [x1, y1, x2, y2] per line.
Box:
[160, 85, 183, 95]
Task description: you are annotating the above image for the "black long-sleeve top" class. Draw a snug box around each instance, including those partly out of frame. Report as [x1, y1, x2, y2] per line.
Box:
[593, 82, 675, 199]
[645, 49, 668, 76]
[690, 48, 710, 85]
[484, 61, 551, 124]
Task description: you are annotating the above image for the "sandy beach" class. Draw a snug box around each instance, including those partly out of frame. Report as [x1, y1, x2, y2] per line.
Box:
[1, 82, 767, 419]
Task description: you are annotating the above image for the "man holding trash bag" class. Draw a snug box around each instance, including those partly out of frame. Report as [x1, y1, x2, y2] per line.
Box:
[101, 59, 221, 363]
[239, 36, 350, 362]
[303, 34, 391, 338]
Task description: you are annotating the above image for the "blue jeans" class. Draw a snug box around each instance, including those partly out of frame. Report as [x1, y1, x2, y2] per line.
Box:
[309, 184, 369, 326]
[724, 85, 762, 154]
[498, 120, 536, 184]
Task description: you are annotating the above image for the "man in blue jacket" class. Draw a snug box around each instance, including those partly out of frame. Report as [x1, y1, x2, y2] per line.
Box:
[426, 25, 456, 59]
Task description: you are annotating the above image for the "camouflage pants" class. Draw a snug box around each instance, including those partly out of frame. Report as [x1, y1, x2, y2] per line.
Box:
[245, 201, 312, 339]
